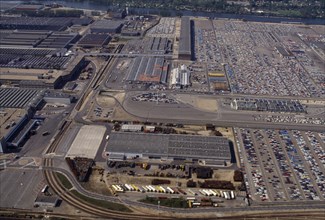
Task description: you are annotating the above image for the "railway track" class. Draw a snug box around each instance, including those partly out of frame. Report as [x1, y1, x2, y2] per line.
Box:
[42, 114, 173, 219]
[43, 159, 172, 219]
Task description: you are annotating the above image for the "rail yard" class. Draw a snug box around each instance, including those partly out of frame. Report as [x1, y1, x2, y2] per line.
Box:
[0, 2, 324, 220]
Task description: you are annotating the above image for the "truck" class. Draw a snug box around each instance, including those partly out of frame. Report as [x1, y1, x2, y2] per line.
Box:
[42, 131, 50, 136]
[230, 191, 235, 199]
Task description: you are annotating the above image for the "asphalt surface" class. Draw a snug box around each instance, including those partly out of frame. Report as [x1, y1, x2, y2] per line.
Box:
[0, 169, 44, 209]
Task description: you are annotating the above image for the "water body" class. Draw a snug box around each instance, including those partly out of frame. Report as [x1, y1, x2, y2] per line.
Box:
[5, 0, 325, 25]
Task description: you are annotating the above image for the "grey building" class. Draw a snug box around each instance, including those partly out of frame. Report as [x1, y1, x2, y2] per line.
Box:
[178, 17, 193, 60]
[106, 132, 231, 165]
[90, 20, 124, 34]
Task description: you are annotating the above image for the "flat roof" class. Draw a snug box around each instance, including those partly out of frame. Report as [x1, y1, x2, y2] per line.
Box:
[66, 125, 106, 159]
[0, 88, 41, 108]
[0, 108, 26, 139]
[91, 20, 124, 29]
[179, 17, 192, 55]
[106, 132, 231, 161]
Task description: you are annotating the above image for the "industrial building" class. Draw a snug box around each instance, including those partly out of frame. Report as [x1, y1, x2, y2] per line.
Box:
[121, 124, 143, 132]
[146, 37, 171, 54]
[34, 195, 59, 208]
[171, 64, 191, 88]
[0, 54, 86, 89]
[208, 71, 229, 91]
[13, 4, 44, 12]
[0, 30, 51, 48]
[0, 45, 70, 70]
[106, 132, 231, 165]
[43, 91, 74, 104]
[0, 88, 46, 152]
[0, 16, 72, 31]
[90, 20, 124, 33]
[0, 88, 43, 108]
[66, 125, 106, 159]
[37, 32, 79, 49]
[0, 108, 28, 153]
[231, 98, 305, 113]
[126, 57, 169, 84]
[78, 34, 111, 48]
[178, 17, 193, 60]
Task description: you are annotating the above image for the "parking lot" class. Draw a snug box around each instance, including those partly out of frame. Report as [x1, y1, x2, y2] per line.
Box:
[192, 19, 324, 98]
[235, 128, 325, 203]
[147, 17, 176, 38]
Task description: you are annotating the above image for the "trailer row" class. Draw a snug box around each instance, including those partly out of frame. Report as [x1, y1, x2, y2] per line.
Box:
[111, 184, 177, 194]
[111, 184, 236, 199]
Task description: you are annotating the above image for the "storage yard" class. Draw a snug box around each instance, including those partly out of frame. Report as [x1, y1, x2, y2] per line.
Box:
[147, 17, 176, 38]
[0, 5, 324, 218]
[235, 128, 325, 202]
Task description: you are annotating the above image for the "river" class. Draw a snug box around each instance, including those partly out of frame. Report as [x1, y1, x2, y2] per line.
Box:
[4, 0, 325, 25]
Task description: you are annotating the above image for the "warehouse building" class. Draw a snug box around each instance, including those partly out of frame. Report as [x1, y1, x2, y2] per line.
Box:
[37, 32, 79, 49]
[178, 17, 193, 60]
[90, 20, 124, 33]
[106, 132, 231, 165]
[0, 30, 51, 48]
[126, 57, 169, 84]
[78, 34, 111, 48]
[66, 125, 106, 159]
[34, 195, 59, 208]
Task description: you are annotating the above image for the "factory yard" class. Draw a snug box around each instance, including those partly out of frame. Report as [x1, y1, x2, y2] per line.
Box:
[235, 128, 325, 203]
[1, 4, 325, 218]
[192, 19, 324, 97]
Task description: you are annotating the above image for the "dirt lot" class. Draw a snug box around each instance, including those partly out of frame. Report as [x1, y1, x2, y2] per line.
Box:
[81, 168, 112, 196]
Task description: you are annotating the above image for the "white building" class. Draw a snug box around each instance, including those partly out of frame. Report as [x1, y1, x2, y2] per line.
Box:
[171, 64, 191, 88]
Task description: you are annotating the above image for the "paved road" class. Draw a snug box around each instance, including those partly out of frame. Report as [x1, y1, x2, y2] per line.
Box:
[43, 165, 325, 215]
[80, 52, 173, 58]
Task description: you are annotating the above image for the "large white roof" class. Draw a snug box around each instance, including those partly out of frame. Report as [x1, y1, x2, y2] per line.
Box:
[66, 125, 106, 159]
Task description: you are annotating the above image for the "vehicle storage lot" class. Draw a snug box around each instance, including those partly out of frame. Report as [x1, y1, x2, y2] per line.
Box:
[193, 19, 324, 98]
[235, 128, 325, 203]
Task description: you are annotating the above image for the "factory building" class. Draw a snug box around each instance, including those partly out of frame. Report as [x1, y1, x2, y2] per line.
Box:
[126, 57, 169, 84]
[178, 17, 193, 61]
[231, 98, 305, 113]
[90, 20, 124, 34]
[106, 132, 231, 166]
[171, 64, 191, 88]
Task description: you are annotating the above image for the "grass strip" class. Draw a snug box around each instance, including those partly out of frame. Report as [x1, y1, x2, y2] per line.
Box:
[56, 172, 73, 189]
[140, 196, 188, 208]
[71, 190, 132, 212]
